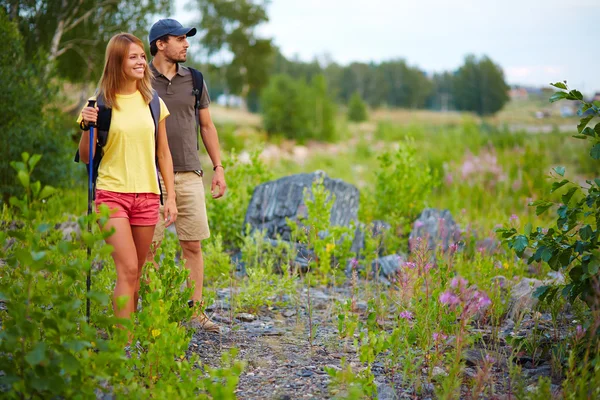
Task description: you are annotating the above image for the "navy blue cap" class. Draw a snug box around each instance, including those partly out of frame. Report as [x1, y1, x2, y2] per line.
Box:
[149, 19, 197, 44]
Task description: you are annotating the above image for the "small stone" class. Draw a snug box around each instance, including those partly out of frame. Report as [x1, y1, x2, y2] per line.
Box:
[297, 369, 314, 377]
[432, 366, 448, 377]
[282, 309, 297, 318]
[236, 313, 257, 322]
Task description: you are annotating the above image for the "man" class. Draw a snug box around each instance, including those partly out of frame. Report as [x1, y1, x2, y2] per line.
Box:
[147, 19, 226, 333]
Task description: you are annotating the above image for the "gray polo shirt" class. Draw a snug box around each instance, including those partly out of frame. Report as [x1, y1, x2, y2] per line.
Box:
[149, 62, 210, 172]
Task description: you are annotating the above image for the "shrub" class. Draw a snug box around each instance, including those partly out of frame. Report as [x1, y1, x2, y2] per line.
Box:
[347, 91, 368, 122]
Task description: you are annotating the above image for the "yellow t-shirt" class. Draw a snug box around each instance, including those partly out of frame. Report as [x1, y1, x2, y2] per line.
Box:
[79, 91, 169, 194]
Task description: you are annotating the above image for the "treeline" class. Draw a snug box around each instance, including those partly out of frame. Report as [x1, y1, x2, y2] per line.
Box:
[197, 51, 510, 117]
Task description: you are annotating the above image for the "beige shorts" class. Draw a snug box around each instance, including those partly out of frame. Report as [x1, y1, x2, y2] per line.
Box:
[153, 171, 210, 243]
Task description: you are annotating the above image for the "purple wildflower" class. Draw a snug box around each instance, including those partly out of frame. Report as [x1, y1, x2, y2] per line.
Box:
[399, 311, 414, 321]
[450, 276, 468, 289]
[432, 332, 448, 342]
[439, 291, 460, 306]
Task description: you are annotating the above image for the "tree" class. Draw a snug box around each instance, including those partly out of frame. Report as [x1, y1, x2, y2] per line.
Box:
[195, 0, 273, 99]
[260, 74, 336, 142]
[347, 92, 368, 122]
[453, 55, 509, 116]
[261, 75, 311, 140]
[308, 74, 336, 141]
[0, 9, 74, 203]
[1, 0, 172, 82]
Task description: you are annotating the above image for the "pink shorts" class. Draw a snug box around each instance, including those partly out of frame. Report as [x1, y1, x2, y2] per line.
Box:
[95, 189, 160, 226]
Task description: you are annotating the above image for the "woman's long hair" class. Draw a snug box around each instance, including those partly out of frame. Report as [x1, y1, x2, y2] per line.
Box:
[97, 33, 153, 109]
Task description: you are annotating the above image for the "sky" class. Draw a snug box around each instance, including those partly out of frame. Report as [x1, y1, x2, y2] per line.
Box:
[168, 0, 600, 94]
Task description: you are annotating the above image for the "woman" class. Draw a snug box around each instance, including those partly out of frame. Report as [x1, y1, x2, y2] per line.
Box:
[78, 33, 177, 323]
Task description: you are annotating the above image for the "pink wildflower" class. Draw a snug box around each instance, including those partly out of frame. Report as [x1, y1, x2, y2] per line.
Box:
[399, 311, 414, 321]
[439, 291, 460, 306]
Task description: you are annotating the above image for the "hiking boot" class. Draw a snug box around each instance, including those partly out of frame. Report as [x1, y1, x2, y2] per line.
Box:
[192, 312, 220, 333]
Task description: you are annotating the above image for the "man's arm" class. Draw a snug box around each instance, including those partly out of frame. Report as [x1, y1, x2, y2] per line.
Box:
[199, 107, 226, 198]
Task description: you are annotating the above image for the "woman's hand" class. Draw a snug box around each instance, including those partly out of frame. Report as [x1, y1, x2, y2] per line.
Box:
[81, 106, 99, 126]
[163, 196, 177, 227]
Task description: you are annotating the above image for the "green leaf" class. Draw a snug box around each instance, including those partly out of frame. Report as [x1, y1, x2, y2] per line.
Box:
[536, 202, 553, 215]
[533, 285, 550, 300]
[562, 187, 578, 205]
[577, 115, 593, 133]
[551, 179, 569, 192]
[30, 180, 41, 197]
[571, 90, 584, 100]
[595, 122, 600, 135]
[549, 91, 568, 103]
[580, 225, 593, 240]
[524, 222, 532, 236]
[513, 235, 528, 253]
[38, 185, 57, 200]
[572, 134, 588, 139]
[28, 154, 42, 171]
[591, 144, 600, 160]
[550, 82, 568, 90]
[553, 166, 565, 177]
[25, 343, 47, 366]
[30, 251, 46, 261]
[21, 152, 30, 163]
[17, 170, 29, 189]
[62, 353, 81, 373]
[87, 290, 110, 305]
[582, 127, 596, 137]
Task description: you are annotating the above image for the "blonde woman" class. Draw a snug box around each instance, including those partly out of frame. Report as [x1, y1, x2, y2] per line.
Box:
[78, 33, 177, 322]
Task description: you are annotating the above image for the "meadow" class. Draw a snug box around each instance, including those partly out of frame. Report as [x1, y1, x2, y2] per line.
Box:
[1, 94, 599, 399]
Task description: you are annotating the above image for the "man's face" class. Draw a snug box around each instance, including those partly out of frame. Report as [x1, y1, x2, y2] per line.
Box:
[159, 35, 189, 63]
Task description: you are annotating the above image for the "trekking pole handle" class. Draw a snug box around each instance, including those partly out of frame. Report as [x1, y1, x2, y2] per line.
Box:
[87, 100, 97, 127]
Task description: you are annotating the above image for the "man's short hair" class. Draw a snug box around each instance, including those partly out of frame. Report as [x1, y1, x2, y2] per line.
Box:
[150, 34, 171, 56]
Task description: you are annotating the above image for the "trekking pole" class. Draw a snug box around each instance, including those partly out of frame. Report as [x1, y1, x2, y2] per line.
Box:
[86, 99, 96, 322]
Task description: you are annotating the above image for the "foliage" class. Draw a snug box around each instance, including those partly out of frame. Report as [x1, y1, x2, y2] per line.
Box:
[0, 11, 74, 203]
[499, 82, 599, 307]
[371, 138, 437, 238]
[261, 74, 337, 141]
[347, 91, 368, 122]
[453, 54, 510, 116]
[194, 0, 273, 98]
[287, 178, 355, 284]
[0, 155, 243, 398]
[205, 150, 273, 249]
[1, 0, 172, 81]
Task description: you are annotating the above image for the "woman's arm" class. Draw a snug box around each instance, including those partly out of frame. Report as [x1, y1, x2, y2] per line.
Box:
[156, 119, 177, 226]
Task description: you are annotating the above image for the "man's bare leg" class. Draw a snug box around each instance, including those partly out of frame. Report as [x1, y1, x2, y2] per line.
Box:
[180, 240, 218, 332]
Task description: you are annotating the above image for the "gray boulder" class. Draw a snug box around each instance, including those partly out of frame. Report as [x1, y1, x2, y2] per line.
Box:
[409, 208, 462, 252]
[244, 171, 360, 242]
[508, 278, 544, 319]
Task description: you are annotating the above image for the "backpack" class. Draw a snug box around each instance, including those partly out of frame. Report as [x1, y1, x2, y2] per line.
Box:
[189, 67, 204, 150]
[74, 90, 163, 203]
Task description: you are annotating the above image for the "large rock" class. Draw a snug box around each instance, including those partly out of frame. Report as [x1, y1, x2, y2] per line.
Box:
[244, 171, 360, 242]
[508, 278, 544, 319]
[409, 208, 462, 252]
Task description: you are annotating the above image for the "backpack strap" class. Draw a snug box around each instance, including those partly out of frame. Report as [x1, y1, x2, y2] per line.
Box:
[189, 67, 204, 150]
[148, 90, 164, 205]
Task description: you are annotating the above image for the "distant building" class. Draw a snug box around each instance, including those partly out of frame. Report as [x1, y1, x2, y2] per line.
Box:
[509, 87, 529, 100]
[216, 94, 246, 108]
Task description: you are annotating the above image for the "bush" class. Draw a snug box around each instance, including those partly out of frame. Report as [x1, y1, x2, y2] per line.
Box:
[499, 83, 599, 307]
[205, 150, 273, 250]
[0, 9, 75, 204]
[261, 74, 336, 141]
[347, 91, 368, 122]
[370, 138, 437, 238]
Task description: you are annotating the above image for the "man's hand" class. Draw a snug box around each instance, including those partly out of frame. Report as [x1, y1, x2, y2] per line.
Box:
[211, 167, 226, 199]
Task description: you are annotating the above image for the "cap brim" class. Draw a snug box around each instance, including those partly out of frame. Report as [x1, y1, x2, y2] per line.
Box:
[172, 27, 197, 38]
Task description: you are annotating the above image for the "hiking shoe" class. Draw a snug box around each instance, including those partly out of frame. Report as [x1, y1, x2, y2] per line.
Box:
[192, 312, 220, 333]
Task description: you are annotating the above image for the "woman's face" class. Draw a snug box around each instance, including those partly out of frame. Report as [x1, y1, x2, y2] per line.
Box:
[123, 43, 147, 81]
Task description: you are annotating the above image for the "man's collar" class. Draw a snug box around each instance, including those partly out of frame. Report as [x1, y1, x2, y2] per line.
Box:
[149, 61, 189, 77]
